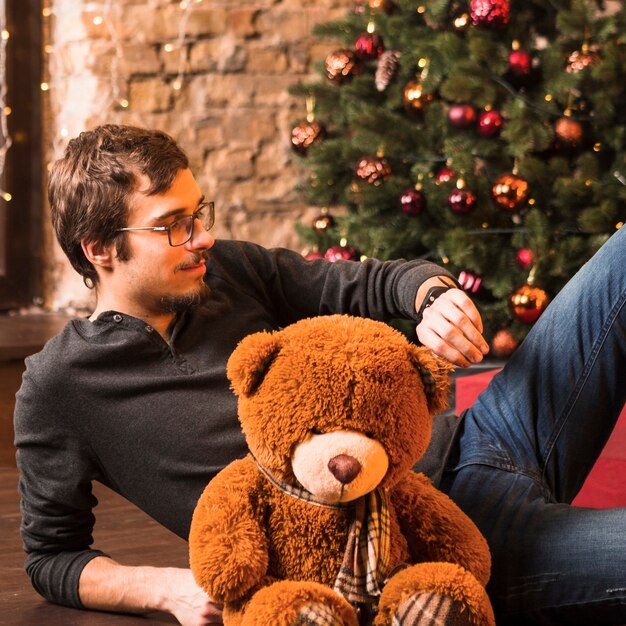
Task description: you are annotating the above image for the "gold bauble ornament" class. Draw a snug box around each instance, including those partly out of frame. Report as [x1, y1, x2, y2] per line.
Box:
[325, 49, 363, 84]
[312, 208, 336, 234]
[490, 329, 519, 358]
[354, 155, 392, 185]
[566, 44, 600, 74]
[402, 80, 433, 113]
[291, 120, 326, 156]
[510, 284, 549, 324]
[492, 173, 529, 211]
[554, 116, 583, 147]
[368, 0, 394, 12]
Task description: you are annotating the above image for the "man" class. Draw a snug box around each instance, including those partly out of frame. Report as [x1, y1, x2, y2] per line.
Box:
[15, 124, 485, 626]
[14, 125, 626, 625]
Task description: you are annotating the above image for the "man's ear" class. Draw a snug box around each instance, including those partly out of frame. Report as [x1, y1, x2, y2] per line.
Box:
[226, 331, 282, 397]
[408, 345, 455, 415]
[81, 239, 114, 270]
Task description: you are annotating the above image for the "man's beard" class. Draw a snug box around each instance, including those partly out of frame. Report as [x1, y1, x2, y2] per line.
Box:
[158, 280, 209, 313]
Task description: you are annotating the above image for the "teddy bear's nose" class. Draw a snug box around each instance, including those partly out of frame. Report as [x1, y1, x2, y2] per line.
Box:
[328, 454, 362, 484]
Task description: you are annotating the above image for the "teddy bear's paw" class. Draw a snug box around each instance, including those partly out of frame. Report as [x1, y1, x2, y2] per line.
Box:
[375, 563, 495, 626]
[295, 601, 352, 626]
[240, 580, 359, 626]
[390, 592, 472, 626]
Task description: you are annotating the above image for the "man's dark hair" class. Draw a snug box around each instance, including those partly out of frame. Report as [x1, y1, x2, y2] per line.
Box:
[49, 124, 189, 288]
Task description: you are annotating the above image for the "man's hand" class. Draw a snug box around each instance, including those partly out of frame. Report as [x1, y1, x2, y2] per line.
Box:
[157, 568, 223, 626]
[79, 557, 223, 626]
[415, 279, 489, 367]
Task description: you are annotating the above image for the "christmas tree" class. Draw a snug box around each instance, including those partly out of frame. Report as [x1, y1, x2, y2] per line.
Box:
[290, 0, 626, 355]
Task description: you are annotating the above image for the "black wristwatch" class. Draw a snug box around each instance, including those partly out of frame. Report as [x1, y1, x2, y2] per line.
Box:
[416, 282, 456, 325]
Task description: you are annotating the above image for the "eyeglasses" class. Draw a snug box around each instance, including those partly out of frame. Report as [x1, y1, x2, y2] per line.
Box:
[116, 201, 215, 247]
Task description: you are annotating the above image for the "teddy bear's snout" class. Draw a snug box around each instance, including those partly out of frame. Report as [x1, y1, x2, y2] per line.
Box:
[328, 454, 362, 484]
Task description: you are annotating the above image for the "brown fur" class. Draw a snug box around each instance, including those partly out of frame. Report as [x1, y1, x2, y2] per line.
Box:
[189, 315, 494, 625]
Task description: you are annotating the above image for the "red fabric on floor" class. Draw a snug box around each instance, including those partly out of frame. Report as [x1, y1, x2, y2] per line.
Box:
[455, 369, 626, 508]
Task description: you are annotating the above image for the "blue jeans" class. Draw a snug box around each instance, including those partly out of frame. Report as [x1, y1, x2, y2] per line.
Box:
[441, 225, 626, 624]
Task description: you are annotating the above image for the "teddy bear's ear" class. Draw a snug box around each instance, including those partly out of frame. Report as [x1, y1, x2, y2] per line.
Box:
[226, 331, 282, 397]
[407, 345, 455, 415]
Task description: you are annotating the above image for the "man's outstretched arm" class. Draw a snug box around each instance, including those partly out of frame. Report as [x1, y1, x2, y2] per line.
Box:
[79, 556, 223, 626]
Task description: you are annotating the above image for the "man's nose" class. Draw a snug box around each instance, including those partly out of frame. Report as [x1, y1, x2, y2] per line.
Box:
[187, 218, 215, 250]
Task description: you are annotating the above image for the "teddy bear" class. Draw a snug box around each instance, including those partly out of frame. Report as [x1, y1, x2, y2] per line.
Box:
[189, 314, 495, 626]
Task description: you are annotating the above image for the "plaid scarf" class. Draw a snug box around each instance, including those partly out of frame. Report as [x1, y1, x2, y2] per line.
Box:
[255, 458, 391, 606]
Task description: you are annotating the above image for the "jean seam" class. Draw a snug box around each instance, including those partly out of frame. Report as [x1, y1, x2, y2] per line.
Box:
[540, 290, 626, 491]
[449, 459, 551, 500]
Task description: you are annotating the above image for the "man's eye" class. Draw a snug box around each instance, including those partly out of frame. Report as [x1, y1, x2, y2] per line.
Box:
[169, 219, 185, 232]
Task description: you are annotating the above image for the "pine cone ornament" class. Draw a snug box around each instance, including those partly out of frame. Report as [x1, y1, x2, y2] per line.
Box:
[375, 50, 401, 92]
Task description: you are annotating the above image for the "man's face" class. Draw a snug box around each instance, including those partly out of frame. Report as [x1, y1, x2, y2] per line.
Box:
[111, 168, 215, 316]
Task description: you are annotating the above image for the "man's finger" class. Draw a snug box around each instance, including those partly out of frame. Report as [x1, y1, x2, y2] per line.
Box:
[416, 325, 472, 368]
[421, 309, 486, 363]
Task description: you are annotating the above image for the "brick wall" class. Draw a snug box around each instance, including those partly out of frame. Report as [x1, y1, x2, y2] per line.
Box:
[42, 0, 352, 312]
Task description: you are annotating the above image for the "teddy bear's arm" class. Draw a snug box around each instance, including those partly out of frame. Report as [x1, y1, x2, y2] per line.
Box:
[189, 457, 269, 602]
[393, 471, 491, 587]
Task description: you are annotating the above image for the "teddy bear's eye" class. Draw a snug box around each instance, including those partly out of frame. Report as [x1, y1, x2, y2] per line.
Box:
[311, 426, 323, 435]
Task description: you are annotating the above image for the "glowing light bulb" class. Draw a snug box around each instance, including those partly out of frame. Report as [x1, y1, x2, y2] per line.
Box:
[40, 82, 50, 91]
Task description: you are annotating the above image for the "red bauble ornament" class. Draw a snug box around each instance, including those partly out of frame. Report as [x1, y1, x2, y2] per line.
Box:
[508, 49, 531, 76]
[354, 155, 392, 185]
[510, 284, 549, 324]
[400, 188, 426, 216]
[325, 245, 360, 262]
[477, 110, 503, 137]
[448, 104, 477, 129]
[290, 120, 326, 156]
[492, 173, 529, 211]
[355, 32, 384, 60]
[515, 248, 534, 269]
[435, 166, 456, 184]
[470, 0, 510, 28]
[325, 49, 363, 84]
[490, 329, 519, 358]
[448, 189, 477, 214]
[458, 270, 483, 295]
[304, 250, 324, 260]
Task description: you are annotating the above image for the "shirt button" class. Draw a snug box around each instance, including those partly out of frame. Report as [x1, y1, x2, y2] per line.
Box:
[145, 325, 154, 333]
[113, 314, 123, 323]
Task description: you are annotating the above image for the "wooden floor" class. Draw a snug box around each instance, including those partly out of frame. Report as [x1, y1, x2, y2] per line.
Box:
[0, 467, 188, 625]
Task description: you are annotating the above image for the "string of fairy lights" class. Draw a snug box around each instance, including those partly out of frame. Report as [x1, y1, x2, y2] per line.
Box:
[0, 1, 12, 204]
[41, 0, 205, 160]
